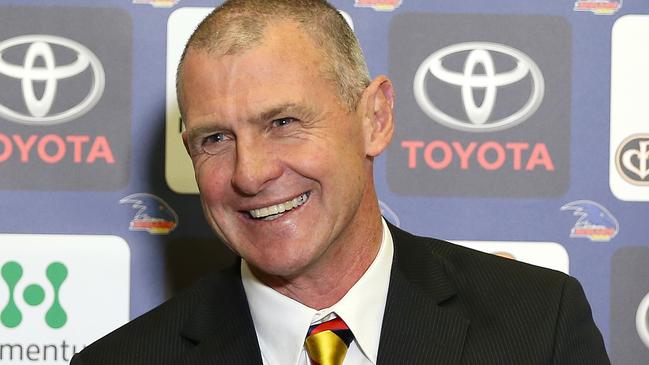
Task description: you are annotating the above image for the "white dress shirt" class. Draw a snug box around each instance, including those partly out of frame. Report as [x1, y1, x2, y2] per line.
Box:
[241, 218, 394, 365]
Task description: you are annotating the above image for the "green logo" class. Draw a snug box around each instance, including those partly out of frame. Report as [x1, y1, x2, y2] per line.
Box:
[1, 261, 68, 329]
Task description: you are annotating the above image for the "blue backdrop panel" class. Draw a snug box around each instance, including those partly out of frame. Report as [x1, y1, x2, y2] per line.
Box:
[0, 1, 647, 364]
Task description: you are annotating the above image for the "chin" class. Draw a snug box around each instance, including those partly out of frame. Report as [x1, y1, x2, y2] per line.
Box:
[247, 253, 313, 279]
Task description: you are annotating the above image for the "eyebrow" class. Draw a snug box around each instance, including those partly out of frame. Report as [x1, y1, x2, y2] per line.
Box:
[254, 102, 315, 124]
[186, 125, 221, 145]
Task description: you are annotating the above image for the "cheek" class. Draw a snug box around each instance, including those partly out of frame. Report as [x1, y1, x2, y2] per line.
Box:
[288, 145, 340, 185]
[308, 146, 366, 195]
[195, 157, 233, 202]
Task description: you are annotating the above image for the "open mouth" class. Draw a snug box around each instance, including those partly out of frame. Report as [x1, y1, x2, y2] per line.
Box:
[248, 192, 309, 221]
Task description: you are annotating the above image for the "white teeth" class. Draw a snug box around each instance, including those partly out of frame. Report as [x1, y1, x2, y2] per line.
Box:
[249, 193, 308, 219]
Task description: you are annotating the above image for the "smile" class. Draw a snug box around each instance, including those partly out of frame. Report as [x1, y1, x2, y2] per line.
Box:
[249, 192, 309, 220]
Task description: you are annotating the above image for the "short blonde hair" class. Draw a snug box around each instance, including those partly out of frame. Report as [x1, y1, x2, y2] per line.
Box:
[177, 0, 370, 112]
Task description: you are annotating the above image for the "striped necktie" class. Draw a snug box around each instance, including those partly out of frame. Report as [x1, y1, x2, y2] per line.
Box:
[304, 316, 354, 365]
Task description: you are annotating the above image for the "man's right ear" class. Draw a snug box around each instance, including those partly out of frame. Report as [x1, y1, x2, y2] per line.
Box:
[359, 75, 395, 158]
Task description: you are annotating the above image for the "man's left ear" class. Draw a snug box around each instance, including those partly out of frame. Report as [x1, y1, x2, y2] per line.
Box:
[360, 76, 395, 157]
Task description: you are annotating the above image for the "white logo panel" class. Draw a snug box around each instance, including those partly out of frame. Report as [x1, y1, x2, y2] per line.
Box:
[452, 240, 569, 274]
[0, 235, 130, 364]
[610, 15, 649, 201]
[165, 7, 213, 194]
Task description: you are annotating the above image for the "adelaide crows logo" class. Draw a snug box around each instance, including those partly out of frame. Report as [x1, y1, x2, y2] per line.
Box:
[561, 200, 618, 242]
[120, 193, 178, 235]
[573, 0, 622, 15]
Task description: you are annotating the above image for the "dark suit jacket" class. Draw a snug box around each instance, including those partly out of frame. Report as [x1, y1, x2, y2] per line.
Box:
[71, 224, 610, 364]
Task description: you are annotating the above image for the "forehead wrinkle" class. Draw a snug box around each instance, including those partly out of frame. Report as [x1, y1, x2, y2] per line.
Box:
[255, 102, 316, 123]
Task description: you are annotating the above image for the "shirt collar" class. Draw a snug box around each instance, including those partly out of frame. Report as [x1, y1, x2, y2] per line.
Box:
[241, 262, 314, 365]
[241, 218, 394, 365]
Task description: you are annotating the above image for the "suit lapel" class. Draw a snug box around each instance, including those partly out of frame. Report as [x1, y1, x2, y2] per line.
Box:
[377, 224, 469, 364]
[177, 264, 262, 365]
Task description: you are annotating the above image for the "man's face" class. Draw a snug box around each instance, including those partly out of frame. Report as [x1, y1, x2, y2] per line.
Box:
[179, 23, 376, 278]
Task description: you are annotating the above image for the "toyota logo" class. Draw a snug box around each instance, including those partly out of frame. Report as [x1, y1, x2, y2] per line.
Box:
[0, 35, 105, 125]
[414, 42, 545, 132]
[637, 291, 649, 349]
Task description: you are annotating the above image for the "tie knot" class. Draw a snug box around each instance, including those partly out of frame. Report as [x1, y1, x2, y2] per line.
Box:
[305, 316, 354, 365]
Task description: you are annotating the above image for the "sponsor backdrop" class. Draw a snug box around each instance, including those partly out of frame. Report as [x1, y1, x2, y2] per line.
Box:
[0, 0, 647, 363]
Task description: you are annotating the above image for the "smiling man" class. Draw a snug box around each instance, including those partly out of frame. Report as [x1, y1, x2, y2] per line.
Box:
[178, 17, 391, 311]
[71, 1, 610, 364]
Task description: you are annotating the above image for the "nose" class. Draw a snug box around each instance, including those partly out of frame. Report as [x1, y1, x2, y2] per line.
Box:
[231, 137, 282, 196]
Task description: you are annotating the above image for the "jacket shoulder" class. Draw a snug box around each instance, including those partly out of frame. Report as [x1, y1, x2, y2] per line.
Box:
[392, 225, 568, 291]
[389, 225, 609, 364]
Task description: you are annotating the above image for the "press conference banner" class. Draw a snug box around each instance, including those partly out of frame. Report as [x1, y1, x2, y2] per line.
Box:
[0, 1, 647, 364]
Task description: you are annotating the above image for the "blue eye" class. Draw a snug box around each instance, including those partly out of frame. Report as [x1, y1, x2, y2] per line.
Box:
[273, 117, 294, 127]
[205, 133, 226, 144]
[202, 133, 228, 154]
